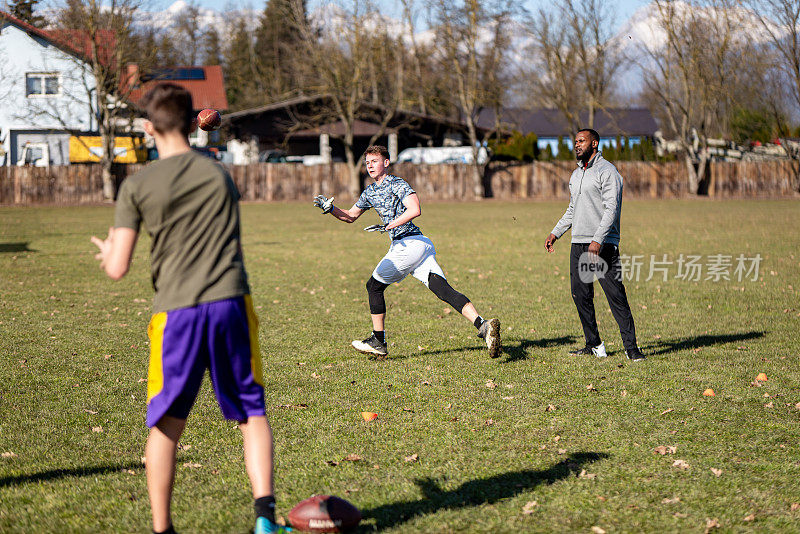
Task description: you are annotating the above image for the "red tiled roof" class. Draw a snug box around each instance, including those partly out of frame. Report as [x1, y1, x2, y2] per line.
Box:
[124, 64, 229, 112]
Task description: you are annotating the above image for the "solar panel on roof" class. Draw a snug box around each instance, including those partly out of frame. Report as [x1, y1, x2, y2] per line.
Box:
[143, 68, 206, 81]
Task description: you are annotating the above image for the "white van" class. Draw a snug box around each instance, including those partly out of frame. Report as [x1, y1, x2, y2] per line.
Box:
[395, 146, 489, 165]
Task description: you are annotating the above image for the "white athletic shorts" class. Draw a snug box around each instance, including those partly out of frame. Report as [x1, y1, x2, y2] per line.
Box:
[372, 234, 445, 287]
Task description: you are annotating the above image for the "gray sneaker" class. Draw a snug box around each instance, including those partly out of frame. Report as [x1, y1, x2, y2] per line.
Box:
[352, 334, 388, 357]
[478, 318, 501, 358]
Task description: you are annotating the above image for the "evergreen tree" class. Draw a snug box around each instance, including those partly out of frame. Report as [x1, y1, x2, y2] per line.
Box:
[203, 26, 223, 66]
[9, 0, 46, 28]
[224, 17, 263, 110]
[254, 0, 309, 100]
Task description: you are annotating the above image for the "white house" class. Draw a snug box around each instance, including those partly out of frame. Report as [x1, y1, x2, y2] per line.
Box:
[0, 12, 97, 166]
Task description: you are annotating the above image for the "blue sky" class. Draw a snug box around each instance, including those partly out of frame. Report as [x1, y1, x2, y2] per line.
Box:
[155, 0, 650, 31]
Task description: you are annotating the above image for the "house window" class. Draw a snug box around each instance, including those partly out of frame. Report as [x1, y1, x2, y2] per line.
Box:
[26, 73, 61, 97]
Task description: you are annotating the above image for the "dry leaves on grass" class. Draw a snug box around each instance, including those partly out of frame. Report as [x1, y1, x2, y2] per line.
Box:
[182, 462, 202, 468]
[764, 402, 774, 408]
[404, 454, 419, 463]
[660, 408, 674, 415]
[586, 384, 598, 392]
[790, 503, 800, 511]
[710, 468, 722, 477]
[545, 404, 557, 412]
[578, 469, 596, 479]
[705, 518, 721, 532]
[485, 419, 494, 426]
[2, 451, 17, 458]
[343, 454, 362, 462]
[92, 426, 103, 433]
[672, 459, 690, 469]
[485, 379, 498, 389]
[591, 527, 606, 534]
[743, 514, 755, 522]
[654, 445, 677, 455]
[557, 448, 567, 454]
[522, 500, 538, 514]
[662, 497, 680, 504]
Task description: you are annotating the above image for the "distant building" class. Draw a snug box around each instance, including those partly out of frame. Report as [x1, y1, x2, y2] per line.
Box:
[476, 108, 659, 155]
[0, 11, 98, 166]
[224, 95, 487, 164]
[123, 64, 229, 148]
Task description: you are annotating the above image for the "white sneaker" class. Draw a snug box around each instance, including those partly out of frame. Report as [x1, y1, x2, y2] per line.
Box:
[591, 342, 607, 358]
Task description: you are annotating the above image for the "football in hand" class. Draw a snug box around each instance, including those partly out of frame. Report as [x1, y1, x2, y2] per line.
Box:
[288, 495, 361, 532]
[197, 108, 221, 131]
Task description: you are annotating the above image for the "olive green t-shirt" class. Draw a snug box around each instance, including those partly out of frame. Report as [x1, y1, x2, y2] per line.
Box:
[114, 151, 249, 313]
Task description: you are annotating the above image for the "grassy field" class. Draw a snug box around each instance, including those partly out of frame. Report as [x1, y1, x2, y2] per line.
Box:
[0, 199, 798, 533]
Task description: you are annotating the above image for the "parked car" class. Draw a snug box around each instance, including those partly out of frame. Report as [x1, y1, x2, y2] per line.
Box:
[258, 150, 288, 163]
[395, 146, 489, 165]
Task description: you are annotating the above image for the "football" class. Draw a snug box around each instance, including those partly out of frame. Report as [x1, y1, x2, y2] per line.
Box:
[197, 108, 221, 131]
[287, 495, 361, 532]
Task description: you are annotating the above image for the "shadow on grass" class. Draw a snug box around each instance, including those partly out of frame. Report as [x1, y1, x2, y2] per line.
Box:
[639, 331, 767, 356]
[359, 451, 608, 531]
[501, 335, 578, 363]
[0, 462, 143, 488]
[0, 242, 36, 253]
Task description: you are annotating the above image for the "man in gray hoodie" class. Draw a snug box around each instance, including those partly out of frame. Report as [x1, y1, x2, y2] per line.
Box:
[545, 128, 645, 361]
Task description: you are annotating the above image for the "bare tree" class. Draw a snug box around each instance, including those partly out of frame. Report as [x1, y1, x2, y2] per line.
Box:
[32, 0, 154, 199]
[744, 0, 800, 190]
[289, 0, 404, 197]
[640, 0, 749, 194]
[431, 0, 514, 197]
[171, 0, 203, 65]
[524, 0, 623, 135]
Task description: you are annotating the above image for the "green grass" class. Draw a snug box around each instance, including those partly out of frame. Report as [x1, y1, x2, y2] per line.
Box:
[0, 199, 799, 533]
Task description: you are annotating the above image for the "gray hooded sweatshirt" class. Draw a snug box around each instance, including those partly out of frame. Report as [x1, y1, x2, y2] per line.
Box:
[551, 153, 622, 245]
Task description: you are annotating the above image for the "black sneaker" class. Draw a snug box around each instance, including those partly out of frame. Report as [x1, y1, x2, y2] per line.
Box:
[477, 318, 502, 358]
[352, 334, 388, 357]
[569, 345, 594, 356]
[626, 347, 646, 361]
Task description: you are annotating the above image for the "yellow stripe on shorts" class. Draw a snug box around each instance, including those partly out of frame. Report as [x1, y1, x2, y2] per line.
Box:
[147, 312, 167, 403]
[244, 295, 264, 386]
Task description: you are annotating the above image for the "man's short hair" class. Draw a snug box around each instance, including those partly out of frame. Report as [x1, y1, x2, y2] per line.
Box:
[578, 128, 600, 144]
[365, 145, 390, 160]
[140, 83, 194, 136]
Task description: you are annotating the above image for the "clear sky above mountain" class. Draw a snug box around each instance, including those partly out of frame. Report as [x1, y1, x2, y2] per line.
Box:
[152, 0, 651, 32]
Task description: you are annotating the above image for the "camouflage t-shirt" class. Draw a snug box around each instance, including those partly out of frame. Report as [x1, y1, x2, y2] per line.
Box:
[115, 151, 249, 313]
[355, 174, 422, 240]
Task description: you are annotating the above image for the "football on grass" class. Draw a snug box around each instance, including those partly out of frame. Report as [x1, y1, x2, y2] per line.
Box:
[197, 108, 221, 131]
[288, 495, 361, 532]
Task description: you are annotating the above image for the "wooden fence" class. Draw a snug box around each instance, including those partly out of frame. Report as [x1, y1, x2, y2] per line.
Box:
[1, 160, 797, 206]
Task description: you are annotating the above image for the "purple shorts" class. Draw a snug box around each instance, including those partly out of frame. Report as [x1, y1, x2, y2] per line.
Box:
[145, 295, 266, 428]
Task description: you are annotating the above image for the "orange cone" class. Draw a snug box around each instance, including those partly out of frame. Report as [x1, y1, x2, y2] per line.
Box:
[703, 388, 715, 397]
[756, 373, 768, 382]
[361, 412, 378, 421]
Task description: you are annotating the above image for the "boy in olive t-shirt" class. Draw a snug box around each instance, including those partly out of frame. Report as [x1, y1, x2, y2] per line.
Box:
[91, 84, 289, 534]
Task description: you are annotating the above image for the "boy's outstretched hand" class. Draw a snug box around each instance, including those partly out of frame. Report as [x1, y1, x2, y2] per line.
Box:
[91, 227, 115, 268]
[313, 195, 334, 214]
[90, 226, 137, 280]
